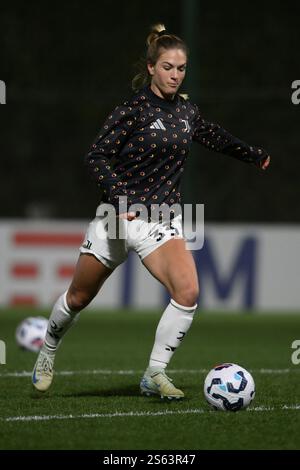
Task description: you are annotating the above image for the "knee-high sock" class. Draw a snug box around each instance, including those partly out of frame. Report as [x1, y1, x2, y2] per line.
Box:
[149, 298, 197, 368]
[43, 291, 80, 353]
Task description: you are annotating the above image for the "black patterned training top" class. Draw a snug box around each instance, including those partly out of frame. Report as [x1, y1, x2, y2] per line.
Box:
[85, 85, 268, 216]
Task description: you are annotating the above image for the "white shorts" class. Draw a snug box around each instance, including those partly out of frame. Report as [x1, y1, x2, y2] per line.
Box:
[79, 210, 185, 270]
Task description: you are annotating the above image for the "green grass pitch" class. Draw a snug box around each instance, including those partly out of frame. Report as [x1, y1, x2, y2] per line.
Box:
[0, 308, 300, 450]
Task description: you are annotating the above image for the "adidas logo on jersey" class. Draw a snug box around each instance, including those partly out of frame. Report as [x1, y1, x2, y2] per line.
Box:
[150, 119, 166, 131]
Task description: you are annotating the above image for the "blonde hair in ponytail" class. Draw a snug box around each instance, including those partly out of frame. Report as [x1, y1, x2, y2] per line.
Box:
[146, 22, 167, 46]
[132, 23, 189, 96]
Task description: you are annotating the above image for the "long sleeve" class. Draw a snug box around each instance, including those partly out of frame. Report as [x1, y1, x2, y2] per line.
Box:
[85, 102, 138, 212]
[192, 105, 269, 166]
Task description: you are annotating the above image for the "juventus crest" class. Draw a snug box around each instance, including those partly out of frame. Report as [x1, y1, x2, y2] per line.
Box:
[181, 119, 191, 133]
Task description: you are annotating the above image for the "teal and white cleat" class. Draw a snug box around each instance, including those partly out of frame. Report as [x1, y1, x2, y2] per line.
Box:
[32, 348, 55, 392]
[140, 367, 184, 400]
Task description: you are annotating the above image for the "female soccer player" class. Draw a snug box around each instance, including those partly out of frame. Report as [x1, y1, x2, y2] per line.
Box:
[32, 24, 270, 399]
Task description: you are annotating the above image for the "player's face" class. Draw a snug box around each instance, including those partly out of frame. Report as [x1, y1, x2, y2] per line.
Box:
[147, 48, 187, 99]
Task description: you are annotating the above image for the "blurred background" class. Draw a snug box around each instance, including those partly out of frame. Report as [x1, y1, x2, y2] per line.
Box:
[0, 0, 299, 311]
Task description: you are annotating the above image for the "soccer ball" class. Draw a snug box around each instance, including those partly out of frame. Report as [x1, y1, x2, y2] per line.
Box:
[204, 363, 255, 411]
[15, 316, 48, 353]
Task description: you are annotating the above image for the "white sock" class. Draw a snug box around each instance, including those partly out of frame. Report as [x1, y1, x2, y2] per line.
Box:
[43, 291, 80, 354]
[149, 298, 197, 369]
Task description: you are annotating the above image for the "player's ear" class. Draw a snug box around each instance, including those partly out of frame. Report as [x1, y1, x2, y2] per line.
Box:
[147, 62, 155, 76]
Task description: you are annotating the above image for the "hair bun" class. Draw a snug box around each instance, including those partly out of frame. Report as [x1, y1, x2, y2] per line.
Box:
[157, 29, 167, 37]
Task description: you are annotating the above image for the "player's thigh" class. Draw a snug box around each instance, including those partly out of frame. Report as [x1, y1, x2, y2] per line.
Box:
[67, 253, 114, 310]
[142, 238, 199, 305]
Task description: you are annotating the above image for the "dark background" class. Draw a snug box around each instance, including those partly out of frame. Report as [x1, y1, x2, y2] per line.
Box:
[1, 0, 298, 221]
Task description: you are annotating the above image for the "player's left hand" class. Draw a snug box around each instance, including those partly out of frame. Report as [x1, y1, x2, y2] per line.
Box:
[255, 149, 271, 171]
[260, 154, 271, 170]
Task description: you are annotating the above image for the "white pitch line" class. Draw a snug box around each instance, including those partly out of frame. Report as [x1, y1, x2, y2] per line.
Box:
[0, 368, 299, 378]
[2, 405, 300, 423]
[3, 409, 205, 422]
[248, 405, 300, 412]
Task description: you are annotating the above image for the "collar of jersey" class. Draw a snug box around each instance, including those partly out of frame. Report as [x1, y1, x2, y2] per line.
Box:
[142, 85, 180, 111]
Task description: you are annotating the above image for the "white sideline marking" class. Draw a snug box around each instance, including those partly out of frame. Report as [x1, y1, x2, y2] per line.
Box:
[0, 368, 298, 378]
[4, 409, 205, 422]
[2, 405, 300, 423]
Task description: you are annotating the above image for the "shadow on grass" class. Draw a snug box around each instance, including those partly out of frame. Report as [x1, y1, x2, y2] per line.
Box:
[29, 385, 140, 399]
[30, 385, 191, 405]
[58, 385, 139, 398]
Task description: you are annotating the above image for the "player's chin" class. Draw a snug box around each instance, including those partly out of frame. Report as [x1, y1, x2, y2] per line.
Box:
[167, 84, 179, 92]
[163, 84, 179, 97]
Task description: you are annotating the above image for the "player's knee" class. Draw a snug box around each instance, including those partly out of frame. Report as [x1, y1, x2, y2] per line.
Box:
[173, 285, 199, 308]
[66, 289, 92, 312]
